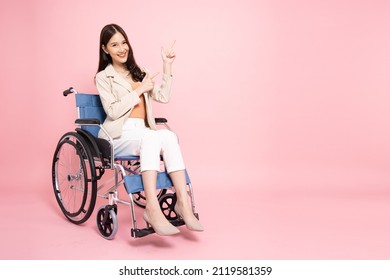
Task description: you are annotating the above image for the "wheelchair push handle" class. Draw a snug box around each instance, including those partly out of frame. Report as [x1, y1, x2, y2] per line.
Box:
[63, 87, 78, 96]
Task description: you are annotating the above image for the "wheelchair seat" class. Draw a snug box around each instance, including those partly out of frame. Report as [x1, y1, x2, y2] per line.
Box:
[75, 92, 191, 188]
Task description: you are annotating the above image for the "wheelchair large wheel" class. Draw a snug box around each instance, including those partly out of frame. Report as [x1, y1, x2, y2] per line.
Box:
[52, 132, 97, 224]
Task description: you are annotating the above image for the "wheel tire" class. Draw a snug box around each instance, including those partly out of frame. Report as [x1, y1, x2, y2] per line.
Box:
[96, 205, 118, 240]
[52, 132, 97, 224]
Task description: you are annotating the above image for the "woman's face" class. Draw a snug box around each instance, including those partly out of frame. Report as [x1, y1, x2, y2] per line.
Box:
[103, 32, 129, 66]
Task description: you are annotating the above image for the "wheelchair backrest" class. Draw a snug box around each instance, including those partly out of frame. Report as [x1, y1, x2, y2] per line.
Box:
[75, 93, 106, 137]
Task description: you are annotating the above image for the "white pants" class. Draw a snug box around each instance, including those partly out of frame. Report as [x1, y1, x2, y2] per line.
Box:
[113, 118, 185, 173]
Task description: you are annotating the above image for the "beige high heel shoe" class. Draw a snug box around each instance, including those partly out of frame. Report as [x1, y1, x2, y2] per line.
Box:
[174, 204, 204, 232]
[143, 211, 180, 236]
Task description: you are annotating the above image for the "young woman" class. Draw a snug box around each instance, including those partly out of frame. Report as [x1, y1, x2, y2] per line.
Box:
[95, 24, 203, 235]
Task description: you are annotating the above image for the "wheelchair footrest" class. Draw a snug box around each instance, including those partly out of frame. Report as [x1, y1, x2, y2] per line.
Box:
[131, 227, 155, 238]
[131, 219, 186, 238]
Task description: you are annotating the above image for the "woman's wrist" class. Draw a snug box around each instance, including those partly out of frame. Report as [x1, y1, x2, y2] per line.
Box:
[163, 62, 172, 76]
[135, 86, 144, 96]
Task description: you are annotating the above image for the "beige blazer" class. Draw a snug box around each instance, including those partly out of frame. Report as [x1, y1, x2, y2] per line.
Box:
[95, 64, 172, 140]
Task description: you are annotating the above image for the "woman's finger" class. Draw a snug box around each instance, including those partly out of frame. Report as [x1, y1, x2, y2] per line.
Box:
[150, 72, 159, 79]
[170, 40, 176, 50]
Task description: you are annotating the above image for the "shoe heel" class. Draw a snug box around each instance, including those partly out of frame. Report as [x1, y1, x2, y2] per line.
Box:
[143, 212, 150, 227]
[174, 204, 204, 232]
[143, 211, 180, 236]
[174, 205, 182, 219]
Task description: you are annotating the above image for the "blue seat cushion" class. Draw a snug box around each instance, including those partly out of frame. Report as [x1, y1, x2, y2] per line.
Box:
[124, 170, 191, 194]
[115, 155, 140, 161]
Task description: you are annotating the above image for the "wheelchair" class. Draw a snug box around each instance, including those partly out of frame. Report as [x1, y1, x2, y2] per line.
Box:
[51, 87, 199, 239]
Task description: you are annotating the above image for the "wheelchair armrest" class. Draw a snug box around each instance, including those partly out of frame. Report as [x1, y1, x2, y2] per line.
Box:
[75, 118, 101, 125]
[155, 118, 168, 124]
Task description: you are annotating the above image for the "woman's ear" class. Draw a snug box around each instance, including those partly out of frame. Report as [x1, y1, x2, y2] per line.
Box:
[102, 45, 108, 54]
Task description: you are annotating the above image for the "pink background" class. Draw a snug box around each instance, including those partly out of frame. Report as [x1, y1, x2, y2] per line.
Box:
[1, 0, 390, 259]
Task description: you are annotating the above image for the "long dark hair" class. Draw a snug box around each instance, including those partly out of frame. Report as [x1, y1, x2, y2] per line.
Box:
[97, 24, 145, 82]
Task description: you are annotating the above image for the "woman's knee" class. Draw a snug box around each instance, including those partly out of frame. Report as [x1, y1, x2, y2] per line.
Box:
[158, 129, 178, 144]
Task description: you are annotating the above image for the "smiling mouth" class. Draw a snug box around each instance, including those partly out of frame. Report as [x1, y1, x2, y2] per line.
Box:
[118, 52, 127, 58]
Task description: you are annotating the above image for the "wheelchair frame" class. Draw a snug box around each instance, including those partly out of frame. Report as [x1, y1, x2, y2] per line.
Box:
[51, 87, 199, 239]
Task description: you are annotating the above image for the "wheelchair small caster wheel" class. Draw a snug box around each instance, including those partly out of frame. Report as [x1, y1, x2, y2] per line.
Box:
[159, 193, 177, 221]
[96, 205, 118, 240]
